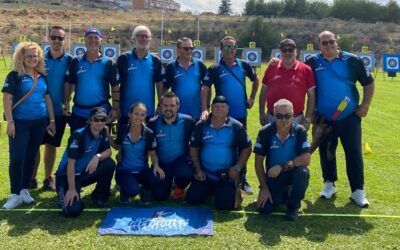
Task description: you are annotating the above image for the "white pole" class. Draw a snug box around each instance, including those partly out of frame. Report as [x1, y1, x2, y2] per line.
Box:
[45, 15, 49, 42]
[161, 10, 164, 45]
[69, 18, 72, 54]
[197, 16, 200, 41]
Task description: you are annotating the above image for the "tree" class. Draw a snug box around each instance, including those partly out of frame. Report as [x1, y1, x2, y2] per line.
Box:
[218, 0, 232, 15]
[244, 0, 257, 15]
[385, 0, 400, 23]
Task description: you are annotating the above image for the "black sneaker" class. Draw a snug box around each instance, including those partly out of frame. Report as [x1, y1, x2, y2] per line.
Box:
[43, 177, 56, 191]
[286, 207, 299, 221]
[140, 189, 151, 205]
[29, 178, 38, 190]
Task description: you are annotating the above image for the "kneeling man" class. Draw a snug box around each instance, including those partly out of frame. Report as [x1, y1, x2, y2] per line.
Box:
[254, 99, 311, 221]
[55, 107, 115, 217]
[186, 96, 251, 210]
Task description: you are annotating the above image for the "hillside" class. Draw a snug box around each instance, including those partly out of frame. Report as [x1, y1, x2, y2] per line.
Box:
[0, 3, 399, 59]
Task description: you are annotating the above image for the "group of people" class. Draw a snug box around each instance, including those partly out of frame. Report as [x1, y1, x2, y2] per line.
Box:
[2, 25, 374, 221]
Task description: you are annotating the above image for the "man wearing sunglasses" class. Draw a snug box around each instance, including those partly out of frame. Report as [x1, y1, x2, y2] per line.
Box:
[306, 30, 375, 207]
[259, 39, 315, 131]
[66, 28, 119, 133]
[55, 107, 116, 217]
[254, 99, 311, 221]
[163, 37, 207, 120]
[31, 26, 73, 191]
[201, 36, 259, 194]
[116, 25, 163, 141]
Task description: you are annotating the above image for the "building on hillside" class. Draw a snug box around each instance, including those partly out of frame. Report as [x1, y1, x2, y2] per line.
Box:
[132, 0, 180, 11]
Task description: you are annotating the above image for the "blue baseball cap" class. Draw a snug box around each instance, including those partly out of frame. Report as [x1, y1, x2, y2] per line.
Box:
[212, 95, 229, 105]
[85, 28, 102, 38]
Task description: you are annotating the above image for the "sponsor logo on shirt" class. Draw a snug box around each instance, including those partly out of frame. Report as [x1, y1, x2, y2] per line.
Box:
[85, 146, 94, 153]
[69, 139, 79, 149]
[128, 64, 137, 71]
[77, 66, 87, 75]
[254, 142, 262, 149]
[219, 70, 229, 78]
[302, 141, 310, 148]
[315, 64, 326, 72]
[156, 129, 167, 138]
[270, 140, 280, 149]
[203, 131, 213, 140]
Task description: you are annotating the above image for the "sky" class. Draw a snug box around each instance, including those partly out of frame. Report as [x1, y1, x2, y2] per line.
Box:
[177, 0, 400, 15]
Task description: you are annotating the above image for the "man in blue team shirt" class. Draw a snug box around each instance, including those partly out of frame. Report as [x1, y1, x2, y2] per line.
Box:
[201, 36, 259, 194]
[254, 99, 311, 221]
[117, 25, 163, 138]
[186, 96, 252, 210]
[306, 31, 375, 207]
[148, 92, 196, 200]
[163, 37, 207, 120]
[31, 25, 73, 190]
[55, 107, 115, 217]
[66, 28, 119, 132]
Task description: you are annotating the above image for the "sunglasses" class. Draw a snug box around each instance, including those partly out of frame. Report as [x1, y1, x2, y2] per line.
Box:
[321, 39, 336, 46]
[280, 47, 295, 53]
[50, 35, 65, 41]
[275, 113, 292, 120]
[180, 47, 194, 51]
[92, 117, 106, 123]
[222, 45, 236, 51]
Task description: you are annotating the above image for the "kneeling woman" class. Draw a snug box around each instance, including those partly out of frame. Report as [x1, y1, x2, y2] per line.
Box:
[110, 102, 165, 204]
[2, 42, 56, 209]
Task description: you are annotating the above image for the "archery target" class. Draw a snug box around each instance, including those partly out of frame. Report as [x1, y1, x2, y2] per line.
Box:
[159, 46, 176, 63]
[271, 49, 281, 59]
[299, 50, 319, 62]
[102, 44, 120, 61]
[387, 57, 398, 69]
[72, 43, 87, 57]
[192, 50, 201, 58]
[382, 53, 400, 72]
[242, 48, 262, 67]
[192, 47, 206, 62]
[356, 53, 376, 71]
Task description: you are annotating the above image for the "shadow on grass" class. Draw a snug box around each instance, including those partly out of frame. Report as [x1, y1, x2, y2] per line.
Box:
[243, 198, 374, 246]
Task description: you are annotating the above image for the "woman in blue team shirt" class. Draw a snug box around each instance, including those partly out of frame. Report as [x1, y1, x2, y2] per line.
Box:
[2, 42, 56, 209]
[108, 102, 165, 204]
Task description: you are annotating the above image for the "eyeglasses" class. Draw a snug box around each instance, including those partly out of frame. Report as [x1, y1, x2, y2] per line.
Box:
[50, 35, 65, 41]
[275, 113, 292, 120]
[180, 47, 194, 51]
[92, 117, 106, 123]
[24, 54, 38, 60]
[321, 39, 336, 46]
[222, 45, 236, 51]
[280, 47, 295, 53]
[137, 34, 151, 39]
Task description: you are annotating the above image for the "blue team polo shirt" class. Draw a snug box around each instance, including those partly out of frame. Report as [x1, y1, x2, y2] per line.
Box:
[306, 51, 374, 121]
[56, 126, 110, 176]
[67, 53, 117, 118]
[204, 58, 256, 119]
[253, 122, 310, 170]
[148, 113, 195, 164]
[2, 71, 48, 120]
[189, 116, 251, 180]
[163, 58, 207, 119]
[117, 49, 162, 118]
[45, 50, 73, 116]
[119, 125, 157, 173]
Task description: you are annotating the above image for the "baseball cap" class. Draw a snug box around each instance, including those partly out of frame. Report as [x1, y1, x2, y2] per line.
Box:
[85, 28, 102, 38]
[87, 107, 108, 123]
[212, 96, 229, 105]
[279, 39, 296, 48]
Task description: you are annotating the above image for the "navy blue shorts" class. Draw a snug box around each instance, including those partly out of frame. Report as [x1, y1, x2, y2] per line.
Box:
[41, 115, 67, 147]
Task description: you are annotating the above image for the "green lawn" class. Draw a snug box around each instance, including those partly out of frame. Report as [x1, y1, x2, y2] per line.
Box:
[0, 59, 399, 249]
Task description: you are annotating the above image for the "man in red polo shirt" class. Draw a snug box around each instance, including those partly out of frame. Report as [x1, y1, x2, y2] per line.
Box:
[259, 39, 316, 130]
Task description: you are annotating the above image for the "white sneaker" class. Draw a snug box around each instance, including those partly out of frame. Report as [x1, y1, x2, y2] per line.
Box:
[20, 189, 35, 204]
[319, 181, 336, 199]
[2, 194, 22, 209]
[242, 182, 254, 195]
[350, 189, 369, 208]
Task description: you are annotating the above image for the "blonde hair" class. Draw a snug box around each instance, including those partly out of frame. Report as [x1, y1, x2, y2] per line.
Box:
[12, 42, 46, 76]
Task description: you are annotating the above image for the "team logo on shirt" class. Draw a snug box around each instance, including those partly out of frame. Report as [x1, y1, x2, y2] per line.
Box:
[128, 64, 137, 71]
[174, 71, 183, 78]
[219, 70, 229, 78]
[69, 139, 79, 149]
[315, 63, 326, 72]
[270, 140, 280, 149]
[156, 129, 167, 138]
[85, 146, 94, 153]
[77, 66, 87, 75]
[203, 131, 213, 140]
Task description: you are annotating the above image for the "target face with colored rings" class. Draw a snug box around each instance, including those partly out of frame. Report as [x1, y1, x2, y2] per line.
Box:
[361, 57, 371, 66]
[105, 48, 115, 58]
[247, 52, 257, 61]
[162, 50, 173, 59]
[388, 58, 398, 68]
[75, 48, 85, 56]
[192, 51, 202, 59]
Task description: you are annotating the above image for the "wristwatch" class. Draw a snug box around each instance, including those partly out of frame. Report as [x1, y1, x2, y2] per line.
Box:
[96, 153, 102, 160]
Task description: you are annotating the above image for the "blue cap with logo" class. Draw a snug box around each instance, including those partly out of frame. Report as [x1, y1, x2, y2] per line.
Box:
[85, 27, 102, 38]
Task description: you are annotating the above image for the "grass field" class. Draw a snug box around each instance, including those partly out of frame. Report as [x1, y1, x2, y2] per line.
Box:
[0, 58, 399, 249]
